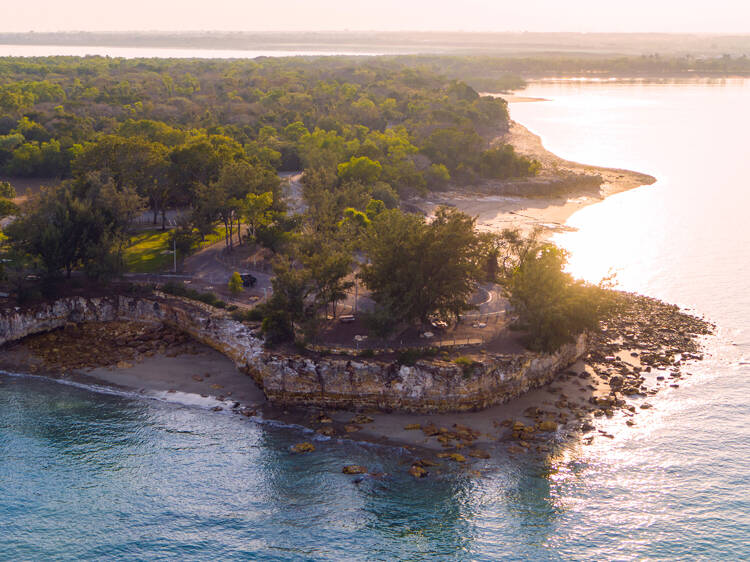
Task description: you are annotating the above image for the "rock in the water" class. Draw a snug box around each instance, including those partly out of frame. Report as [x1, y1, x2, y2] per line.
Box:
[468, 448, 490, 459]
[342, 465, 367, 475]
[538, 420, 558, 432]
[403, 423, 421, 430]
[409, 465, 428, 478]
[437, 453, 466, 463]
[291, 442, 315, 454]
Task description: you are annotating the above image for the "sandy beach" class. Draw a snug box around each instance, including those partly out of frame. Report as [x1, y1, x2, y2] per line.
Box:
[413, 121, 656, 237]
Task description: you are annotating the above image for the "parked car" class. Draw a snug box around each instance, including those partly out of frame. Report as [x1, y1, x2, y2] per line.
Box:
[240, 274, 257, 288]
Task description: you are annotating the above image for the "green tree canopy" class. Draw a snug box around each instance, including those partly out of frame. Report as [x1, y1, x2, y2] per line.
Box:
[337, 156, 382, 186]
[507, 244, 610, 351]
[360, 206, 483, 327]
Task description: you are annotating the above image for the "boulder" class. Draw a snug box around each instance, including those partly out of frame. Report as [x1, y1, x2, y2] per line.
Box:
[468, 448, 490, 459]
[437, 453, 466, 463]
[291, 442, 315, 454]
[538, 420, 558, 432]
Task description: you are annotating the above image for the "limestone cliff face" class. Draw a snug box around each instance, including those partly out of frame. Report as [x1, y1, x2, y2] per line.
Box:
[252, 336, 586, 412]
[0, 295, 586, 413]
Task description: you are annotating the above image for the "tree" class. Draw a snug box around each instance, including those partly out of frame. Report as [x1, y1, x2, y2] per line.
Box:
[7, 176, 143, 279]
[478, 227, 541, 282]
[371, 182, 399, 209]
[228, 271, 244, 295]
[421, 127, 483, 173]
[337, 156, 382, 186]
[259, 255, 314, 345]
[359, 207, 482, 328]
[208, 161, 260, 249]
[73, 135, 171, 227]
[365, 199, 386, 220]
[507, 244, 609, 351]
[241, 191, 274, 241]
[424, 163, 451, 189]
[479, 145, 540, 179]
[0, 181, 16, 218]
[297, 234, 354, 319]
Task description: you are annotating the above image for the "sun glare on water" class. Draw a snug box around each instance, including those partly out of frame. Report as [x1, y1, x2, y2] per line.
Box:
[551, 189, 665, 292]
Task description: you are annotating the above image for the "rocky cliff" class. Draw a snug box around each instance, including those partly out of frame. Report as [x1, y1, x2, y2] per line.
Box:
[0, 294, 586, 413]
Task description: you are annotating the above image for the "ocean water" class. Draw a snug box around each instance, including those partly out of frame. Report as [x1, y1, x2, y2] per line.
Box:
[2, 81, 750, 560]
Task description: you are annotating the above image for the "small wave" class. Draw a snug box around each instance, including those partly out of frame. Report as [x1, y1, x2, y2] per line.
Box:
[0, 369, 413, 455]
[0, 369, 226, 411]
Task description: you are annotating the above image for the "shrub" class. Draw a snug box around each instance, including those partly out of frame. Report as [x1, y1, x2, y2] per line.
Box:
[228, 271, 244, 295]
[231, 307, 264, 322]
[396, 347, 439, 366]
[454, 355, 477, 377]
[161, 281, 226, 310]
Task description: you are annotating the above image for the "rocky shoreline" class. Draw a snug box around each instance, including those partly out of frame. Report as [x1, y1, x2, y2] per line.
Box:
[0, 289, 714, 479]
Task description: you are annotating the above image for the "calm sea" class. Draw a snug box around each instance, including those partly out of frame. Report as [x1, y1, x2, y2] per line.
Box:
[1, 81, 749, 560]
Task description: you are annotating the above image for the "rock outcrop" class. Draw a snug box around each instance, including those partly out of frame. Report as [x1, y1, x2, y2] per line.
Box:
[0, 294, 586, 413]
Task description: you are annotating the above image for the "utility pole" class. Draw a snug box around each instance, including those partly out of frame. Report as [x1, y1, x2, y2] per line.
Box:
[354, 279, 358, 314]
[173, 235, 177, 274]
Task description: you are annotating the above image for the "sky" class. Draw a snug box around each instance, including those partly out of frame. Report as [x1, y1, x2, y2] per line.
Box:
[1, 0, 749, 33]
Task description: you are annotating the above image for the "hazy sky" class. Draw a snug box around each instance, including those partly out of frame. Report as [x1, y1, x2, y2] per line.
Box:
[1, 0, 748, 33]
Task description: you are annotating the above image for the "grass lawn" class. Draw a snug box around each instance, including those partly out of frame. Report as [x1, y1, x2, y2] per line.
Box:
[124, 230, 173, 273]
[124, 226, 230, 273]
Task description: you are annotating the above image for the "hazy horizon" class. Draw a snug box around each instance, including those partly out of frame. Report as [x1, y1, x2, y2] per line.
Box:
[1, 1, 749, 34]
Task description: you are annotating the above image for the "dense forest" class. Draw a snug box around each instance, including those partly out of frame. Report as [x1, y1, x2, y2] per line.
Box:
[0, 55, 606, 350]
[0, 56, 538, 184]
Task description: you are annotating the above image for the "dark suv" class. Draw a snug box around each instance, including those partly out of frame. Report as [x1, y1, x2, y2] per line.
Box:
[240, 274, 257, 288]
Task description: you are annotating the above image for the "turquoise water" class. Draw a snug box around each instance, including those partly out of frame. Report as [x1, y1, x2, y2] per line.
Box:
[3, 82, 750, 560]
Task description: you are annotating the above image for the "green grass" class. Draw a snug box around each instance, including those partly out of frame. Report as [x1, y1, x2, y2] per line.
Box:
[124, 230, 173, 273]
[123, 226, 231, 273]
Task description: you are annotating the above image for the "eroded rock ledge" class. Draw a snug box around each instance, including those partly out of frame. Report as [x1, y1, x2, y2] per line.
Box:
[0, 294, 586, 413]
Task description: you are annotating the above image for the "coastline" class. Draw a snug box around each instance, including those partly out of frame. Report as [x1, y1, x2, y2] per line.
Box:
[0, 119, 709, 472]
[412, 120, 656, 238]
[0, 289, 713, 468]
